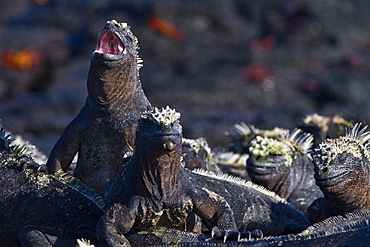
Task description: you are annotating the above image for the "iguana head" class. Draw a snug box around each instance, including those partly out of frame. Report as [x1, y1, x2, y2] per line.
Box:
[299, 114, 353, 147]
[225, 122, 288, 154]
[88, 20, 143, 108]
[246, 129, 313, 195]
[137, 106, 182, 153]
[93, 20, 141, 67]
[311, 123, 370, 190]
[181, 137, 212, 170]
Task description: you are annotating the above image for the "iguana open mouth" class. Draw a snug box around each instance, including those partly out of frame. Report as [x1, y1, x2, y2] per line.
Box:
[95, 30, 125, 55]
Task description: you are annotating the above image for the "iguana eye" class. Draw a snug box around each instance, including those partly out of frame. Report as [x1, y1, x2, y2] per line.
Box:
[126, 35, 133, 44]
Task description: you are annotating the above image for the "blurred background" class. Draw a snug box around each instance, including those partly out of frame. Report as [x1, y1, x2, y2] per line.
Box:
[0, 0, 370, 155]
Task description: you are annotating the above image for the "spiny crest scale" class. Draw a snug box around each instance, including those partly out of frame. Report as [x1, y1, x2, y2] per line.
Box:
[0, 128, 27, 157]
[284, 128, 313, 154]
[312, 123, 370, 165]
[141, 106, 181, 126]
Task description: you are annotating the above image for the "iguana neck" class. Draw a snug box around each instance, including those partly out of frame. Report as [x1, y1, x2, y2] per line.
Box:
[132, 145, 184, 203]
[87, 58, 141, 113]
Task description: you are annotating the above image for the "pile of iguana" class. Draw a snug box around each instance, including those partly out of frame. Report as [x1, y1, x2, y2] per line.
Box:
[99, 106, 310, 246]
[307, 123, 370, 223]
[0, 128, 105, 247]
[246, 129, 323, 212]
[46, 20, 152, 195]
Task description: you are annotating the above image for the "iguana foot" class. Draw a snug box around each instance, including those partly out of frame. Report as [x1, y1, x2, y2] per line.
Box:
[211, 226, 241, 242]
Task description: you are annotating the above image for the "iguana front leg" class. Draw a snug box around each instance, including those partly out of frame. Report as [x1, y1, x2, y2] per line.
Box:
[97, 203, 136, 247]
[46, 118, 80, 173]
[191, 187, 240, 241]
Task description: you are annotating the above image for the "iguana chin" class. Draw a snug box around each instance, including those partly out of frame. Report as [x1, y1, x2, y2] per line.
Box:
[307, 123, 370, 223]
[0, 128, 104, 247]
[100, 107, 310, 246]
[46, 19, 151, 194]
[98, 106, 241, 246]
[246, 129, 323, 212]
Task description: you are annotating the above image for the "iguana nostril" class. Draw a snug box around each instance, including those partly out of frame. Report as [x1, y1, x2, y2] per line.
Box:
[321, 166, 329, 174]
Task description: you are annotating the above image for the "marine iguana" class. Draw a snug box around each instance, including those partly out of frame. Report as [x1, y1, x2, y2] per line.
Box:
[100, 107, 310, 246]
[98, 106, 242, 246]
[246, 129, 323, 212]
[297, 113, 354, 147]
[46, 20, 151, 194]
[0, 128, 105, 247]
[307, 123, 370, 223]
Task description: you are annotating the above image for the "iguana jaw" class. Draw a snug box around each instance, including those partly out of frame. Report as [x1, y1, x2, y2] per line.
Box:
[314, 169, 351, 187]
[93, 26, 126, 62]
[92, 20, 138, 64]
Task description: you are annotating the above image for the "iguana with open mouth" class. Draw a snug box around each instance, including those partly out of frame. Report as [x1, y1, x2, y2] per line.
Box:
[99, 107, 310, 246]
[46, 20, 152, 194]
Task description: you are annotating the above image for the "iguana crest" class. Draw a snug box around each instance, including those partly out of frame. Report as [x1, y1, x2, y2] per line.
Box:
[312, 123, 370, 165]
[248, 129, 313, 167]
[0, 128, 27, 157]
[141, 106, 181, 126]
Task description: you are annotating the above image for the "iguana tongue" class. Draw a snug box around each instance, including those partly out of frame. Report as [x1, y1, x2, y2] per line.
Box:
[95, 30, 125, 55]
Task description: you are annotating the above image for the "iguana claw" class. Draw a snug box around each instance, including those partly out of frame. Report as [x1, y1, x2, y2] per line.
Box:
[211, 226, 241, 242]
[240, 229, 263, 241]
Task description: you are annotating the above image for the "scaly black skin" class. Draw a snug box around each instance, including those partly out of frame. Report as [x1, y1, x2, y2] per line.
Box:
[100, 108, 310, 246]
[46, 20, 151, 194]
[298, 113, 354, 147]
[152, 210, 370, 247]
[0, 129, 104, 247]
[99, 107, 241, 246]
[307, 123, 370, 223]
[186, 169, 310, 236]
[246, 129, 323, 212]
